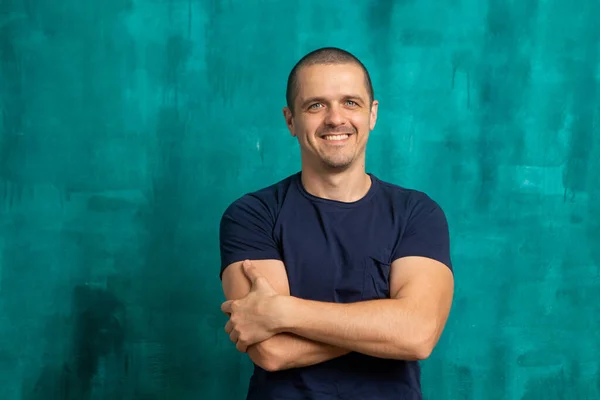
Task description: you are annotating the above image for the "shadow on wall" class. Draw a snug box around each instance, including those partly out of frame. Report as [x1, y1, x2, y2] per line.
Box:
[23, 285, 125, 400]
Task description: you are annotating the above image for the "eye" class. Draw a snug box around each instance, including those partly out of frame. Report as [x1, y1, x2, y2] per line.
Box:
[309, 103, 323, 109]
[345, 100, 358, 106]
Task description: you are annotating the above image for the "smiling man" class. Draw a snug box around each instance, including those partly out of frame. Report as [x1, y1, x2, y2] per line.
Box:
[219, 47, 454, 400]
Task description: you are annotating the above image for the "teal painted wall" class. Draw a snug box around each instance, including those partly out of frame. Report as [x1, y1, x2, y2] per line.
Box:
[1, 1, 599, 399]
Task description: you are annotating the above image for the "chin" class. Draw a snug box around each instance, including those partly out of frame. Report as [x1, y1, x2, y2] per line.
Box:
[321, 159, 354, 170]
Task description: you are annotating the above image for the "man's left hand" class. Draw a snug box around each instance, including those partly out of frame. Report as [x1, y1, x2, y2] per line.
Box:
[221, 260, 282, 352]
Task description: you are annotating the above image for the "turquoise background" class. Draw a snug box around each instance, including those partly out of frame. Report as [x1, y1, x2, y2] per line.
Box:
[1, 1, 599, 399]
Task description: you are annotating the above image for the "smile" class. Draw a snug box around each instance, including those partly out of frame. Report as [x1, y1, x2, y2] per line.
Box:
[322, 134, 351, 141]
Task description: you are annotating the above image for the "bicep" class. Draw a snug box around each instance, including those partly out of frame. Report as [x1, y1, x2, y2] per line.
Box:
[390, 256, 454, 331]
[389, 193, 454, 324]
[222, 259, 291, 370]
[221, 259, 291, 300]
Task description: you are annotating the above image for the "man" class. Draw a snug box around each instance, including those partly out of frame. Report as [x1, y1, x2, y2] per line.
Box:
[219, 47, 454, 399]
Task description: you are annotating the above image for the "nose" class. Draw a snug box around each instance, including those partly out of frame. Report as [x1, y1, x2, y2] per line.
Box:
[324, 105, 345, 126]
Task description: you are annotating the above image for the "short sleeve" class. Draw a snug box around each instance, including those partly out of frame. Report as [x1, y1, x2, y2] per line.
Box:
[219, 194, 282, 279]
[391, 193, 453, 272]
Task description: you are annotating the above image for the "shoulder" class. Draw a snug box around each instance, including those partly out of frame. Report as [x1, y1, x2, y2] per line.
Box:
[220, 173, 298, 225]
[373, 176, 452, 270]
[219, 174, 299, 276]
[372, 175, 445, 217]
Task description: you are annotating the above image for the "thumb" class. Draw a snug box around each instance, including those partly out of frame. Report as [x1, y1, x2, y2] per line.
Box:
[242, 260, 262, 284]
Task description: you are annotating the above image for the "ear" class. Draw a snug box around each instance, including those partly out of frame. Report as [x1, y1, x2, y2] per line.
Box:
[283, 107, 296, 137]
[369, 100, 379, 131]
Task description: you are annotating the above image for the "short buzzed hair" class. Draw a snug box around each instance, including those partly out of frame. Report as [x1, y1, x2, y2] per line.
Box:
[285, 47, 374, 113]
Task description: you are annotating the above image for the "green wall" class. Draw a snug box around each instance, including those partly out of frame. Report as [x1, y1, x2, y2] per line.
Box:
[1, 1, 599, 399]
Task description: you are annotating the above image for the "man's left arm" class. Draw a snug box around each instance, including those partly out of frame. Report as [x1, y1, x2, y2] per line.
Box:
[273, 255, 454, 360]
[271, 195, 454, 360]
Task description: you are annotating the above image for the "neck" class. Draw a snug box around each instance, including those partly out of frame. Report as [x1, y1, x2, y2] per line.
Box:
[300, 162, 372, 203]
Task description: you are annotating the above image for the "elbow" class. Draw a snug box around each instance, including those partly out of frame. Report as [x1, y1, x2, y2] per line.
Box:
[412, 323, 440, 360]
[403, 339, 435, 361]
[411, 342, 434, 361]
[248, 341, 284, 372]
[395, 322, 439, 361]
[259, 355, 282, 373]
[393, 341, 433, 361]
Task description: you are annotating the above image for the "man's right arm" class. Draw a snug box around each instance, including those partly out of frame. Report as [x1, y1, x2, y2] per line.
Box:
[221, 259, 350, 371]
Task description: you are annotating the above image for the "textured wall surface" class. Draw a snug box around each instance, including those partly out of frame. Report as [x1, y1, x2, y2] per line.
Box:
[1, 1, 599, 399]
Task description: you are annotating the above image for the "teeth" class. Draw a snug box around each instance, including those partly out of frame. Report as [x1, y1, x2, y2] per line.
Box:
[323, 134, 349, 141]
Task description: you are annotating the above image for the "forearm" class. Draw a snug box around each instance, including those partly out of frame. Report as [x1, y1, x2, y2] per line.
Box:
[277, 297, 436, 361]
[247, 333, 350, 371]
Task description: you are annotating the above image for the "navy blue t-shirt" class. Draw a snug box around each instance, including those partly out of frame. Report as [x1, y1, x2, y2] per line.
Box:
[219, 172, 452, 400]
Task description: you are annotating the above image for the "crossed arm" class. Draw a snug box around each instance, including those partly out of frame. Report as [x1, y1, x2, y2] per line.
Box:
[221, 260, 349, 371]
[221, 257, 454, 372]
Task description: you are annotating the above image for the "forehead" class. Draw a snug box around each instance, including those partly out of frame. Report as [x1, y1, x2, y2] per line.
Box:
[295, 63, 369, 101]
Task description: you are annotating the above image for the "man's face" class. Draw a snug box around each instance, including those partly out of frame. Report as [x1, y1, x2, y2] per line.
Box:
[283, 63, 378, 171]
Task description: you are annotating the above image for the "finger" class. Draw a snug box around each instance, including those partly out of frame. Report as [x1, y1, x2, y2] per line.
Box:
[224, 319, 233, 334]
[236, 340, 248, 353]
[221, 300, 233, 315]
[229, 330, 239, 344]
